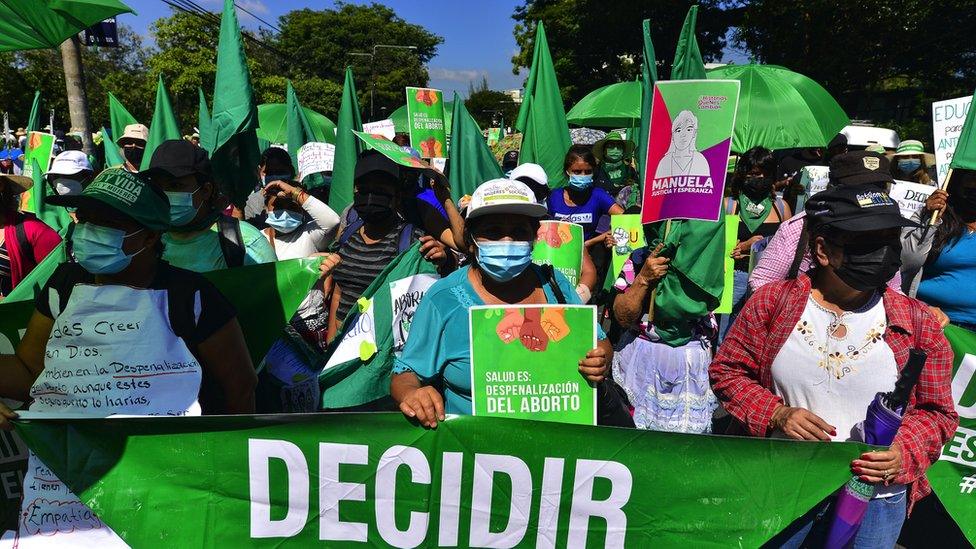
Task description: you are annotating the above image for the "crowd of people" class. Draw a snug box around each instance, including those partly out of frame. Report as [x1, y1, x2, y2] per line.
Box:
[0, 121, 966, 546]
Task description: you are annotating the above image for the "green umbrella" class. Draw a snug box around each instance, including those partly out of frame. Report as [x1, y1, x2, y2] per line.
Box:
[256, 103, 336, 145]
[0, 0, 134, 52]
[566, 81, 641, 128]
[706, 64, 850, 153]
[389, 101, 454, 136]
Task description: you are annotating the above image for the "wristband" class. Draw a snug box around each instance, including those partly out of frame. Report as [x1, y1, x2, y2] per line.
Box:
[576, 284, 592, 303]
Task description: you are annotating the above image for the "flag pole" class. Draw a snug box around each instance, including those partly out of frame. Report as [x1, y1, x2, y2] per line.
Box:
[646, 219, 673, 324]
[922, 168, 953, 240]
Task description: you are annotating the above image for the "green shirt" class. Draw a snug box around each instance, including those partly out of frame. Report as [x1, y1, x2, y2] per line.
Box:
[162, 220, 277, 273]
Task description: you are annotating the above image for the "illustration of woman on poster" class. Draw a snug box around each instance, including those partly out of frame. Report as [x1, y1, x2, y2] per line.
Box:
[654, 110, 710, 178]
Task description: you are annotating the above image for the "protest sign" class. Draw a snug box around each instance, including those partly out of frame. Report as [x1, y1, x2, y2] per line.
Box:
[296, 142, 335, 181]
[353, 131, 431, 169]
[929, 325, 976, 545]
[12, 413, 881, 548]
[609, 214, 645, 281]
[362, 119, 396, 140]
[641, 79, 740, 223]
[19, 132, 54, 181]
[469, 305, 597, 425]
[429, 157, 447, 173]
[487, 127, 502, 147]
[531, 221, 584, 286]
[390, 274, 440, 356]
[714, 214, 738, 314]
[800, 165, 830, 196]
[932, 95, 972, 185]
[889, 180, 935, 219]
[405, 87, 447, 158]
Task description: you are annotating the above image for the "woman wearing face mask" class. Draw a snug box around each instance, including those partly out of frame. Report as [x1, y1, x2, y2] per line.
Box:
[593, 132, 639, 200]
[718, 146, 791, 341]
[711, 184, 957, 547]
[261, 179, 340, 258]
[0, 174, 61, 298]
[890, 140, 934, 186]
[390, 179, 631, 427]
[45, 150, 93, 197]
[549, 145, 624, 246]
[902, 169, 976, 328]
[0, 168, 256, 547]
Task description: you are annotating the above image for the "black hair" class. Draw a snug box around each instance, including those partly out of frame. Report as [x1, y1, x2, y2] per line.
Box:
[563, 144, 596, 173]
[929, 168, 976, 262]
[731, 146, 776, 195]
[260, 147, 295, 177]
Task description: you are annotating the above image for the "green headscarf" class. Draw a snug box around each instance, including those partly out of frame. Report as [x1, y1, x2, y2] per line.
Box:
[737, 192, 772, 233]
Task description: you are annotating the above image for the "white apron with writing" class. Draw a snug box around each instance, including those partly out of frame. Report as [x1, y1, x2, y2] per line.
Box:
[16, 284, 202, 548]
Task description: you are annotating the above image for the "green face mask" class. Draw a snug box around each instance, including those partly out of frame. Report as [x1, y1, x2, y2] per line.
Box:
[605, 146, 624, 162]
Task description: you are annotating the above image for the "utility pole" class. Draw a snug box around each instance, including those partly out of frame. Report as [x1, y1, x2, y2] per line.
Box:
[59, 35, 94, 155]
[350, 45, 418, 122]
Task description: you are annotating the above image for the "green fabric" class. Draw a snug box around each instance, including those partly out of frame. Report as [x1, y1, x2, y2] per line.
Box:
[636, 19, 657, 188]
[895, 139, 925, 155]
[12, 413, 875, 547]
[328, 66, 363, 214]
[389, 101, 454, 137]
[320, 242, 439, 407]
[514, 22, 572, 188]
[284, 81, 324, 188]
[100, 125, 124, 168]
[28, 157, 70, 233]
[447, 92, 503, 199]
[3, 227, 70, 303]
[737, 193, 772, 233]
[71, 168, 171, 230]
[671, 6, 706, 81]
[950, 86, 976, 171]
[0, 0, 133, 52]
[706, 64, 850, 153]
[205, 0, 260, 208]
[26, 90, 41, 133]
[256, 103, 336, 145]
[140, 74, 181, 170]
[197, 87, 212, 153]
[107, 91, 137, 143]
[162, 219, 276, 273]
[566, 81, 641, 128]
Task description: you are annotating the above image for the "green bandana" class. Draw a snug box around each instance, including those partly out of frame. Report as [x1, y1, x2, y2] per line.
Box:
[737, 193, 772, 234]
[605, 147, 625, 162]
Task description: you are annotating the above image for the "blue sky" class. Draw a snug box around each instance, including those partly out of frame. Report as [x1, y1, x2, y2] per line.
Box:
[122, 0, 526, 98]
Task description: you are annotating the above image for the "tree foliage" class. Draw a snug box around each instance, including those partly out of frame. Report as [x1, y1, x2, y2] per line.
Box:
[464, 76, 519, 129]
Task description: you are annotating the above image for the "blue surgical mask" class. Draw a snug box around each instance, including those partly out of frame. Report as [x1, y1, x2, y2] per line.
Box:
[897, 158, 921, 173]
[266, 209, 303, 233]
[165, 189, 200, 227]
[72, 223, 145, 275]
[476, 241, 533, 282]
[567, 173, 593, 190]
[264, 174, 291, 186]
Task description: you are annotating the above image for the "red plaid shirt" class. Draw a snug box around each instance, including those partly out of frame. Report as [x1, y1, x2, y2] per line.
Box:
[709, 275, 958, 510]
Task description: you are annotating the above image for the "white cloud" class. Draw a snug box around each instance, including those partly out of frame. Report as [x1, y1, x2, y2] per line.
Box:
[428, 67, 488, 83]
[199, 0, 270, 19]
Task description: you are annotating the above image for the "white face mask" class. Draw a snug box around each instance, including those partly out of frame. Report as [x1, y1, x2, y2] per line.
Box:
[53, 177, 83, 196]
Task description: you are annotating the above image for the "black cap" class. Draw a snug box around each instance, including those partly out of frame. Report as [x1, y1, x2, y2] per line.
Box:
[828, 151, 893, 187]
[142, 139, 212, 179]
[827, 132, 848, 150]
[805, 183, 921, 232]
[354, 150, 400, 184]
[502, 150, 519, 169]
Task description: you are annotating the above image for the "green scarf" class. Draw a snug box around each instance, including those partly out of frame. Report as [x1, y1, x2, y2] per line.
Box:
[737, 193, 772, 234]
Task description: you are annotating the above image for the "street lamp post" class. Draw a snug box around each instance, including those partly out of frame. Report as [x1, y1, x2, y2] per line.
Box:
[349, 45, 418, 122]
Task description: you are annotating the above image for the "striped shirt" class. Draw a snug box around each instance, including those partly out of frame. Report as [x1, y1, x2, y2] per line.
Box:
[333, 223, 422, 323]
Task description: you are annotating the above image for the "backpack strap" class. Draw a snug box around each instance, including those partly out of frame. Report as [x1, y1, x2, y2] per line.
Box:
[786, 219, 808, 280]
[772, 197, 787, 223]
[14, 220, 34, 266]
[217, 215, 245, 268]
[397, 223, 416, 253]
[542, 264, 567, 304]
[337, 207, 364, 248]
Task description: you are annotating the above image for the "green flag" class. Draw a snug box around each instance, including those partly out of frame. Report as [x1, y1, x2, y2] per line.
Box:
[107, 91, 137, 142]
[141, 74, 181, 170]
[514, 22, 571, 188]
[13, 413, 874, 547]
[320, 242, 439, 408]
[198, 87, 212, 153]
[26, 90, 41, 133]
[447, 92, 503, 199]
[101, 125, 125, 168]
[27, 157, 70, 234]
[671, 5, 707, 81]
[285, 80, 324, 188]
[636, 20, 658, 186]
[3, 236, 69, 303]
[651, 6, 725, 347]
[949, 87, 976, 171]
[206, 0, 261, 208]
[328, 66, 363, 213]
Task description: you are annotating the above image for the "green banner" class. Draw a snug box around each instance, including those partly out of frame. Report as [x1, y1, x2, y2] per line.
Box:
[469, 305, 597, 425]
[487, 127, 501, 147]
[354, 130, 431, 169]
[405, 87, 447, 158]
[20, 131, 54, 180]
[609, 214, 645, 281]
[11, 413, 874, 547]
[714, 214, 738, 314]
[930, 325, 976, 544]
[532, 221, 584, 287]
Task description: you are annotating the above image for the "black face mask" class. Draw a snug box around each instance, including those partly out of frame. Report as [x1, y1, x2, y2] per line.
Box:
[353, 192, 395, 224]
[832, 239, 902, 292]
[742, 175, 774, 201]
[949, 188, 976, 221]
[123, 146, 145, 167]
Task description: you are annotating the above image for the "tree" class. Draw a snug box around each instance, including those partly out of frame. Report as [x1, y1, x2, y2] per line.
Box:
[464, 76, 519, 129]
[510, 0, 736, 105]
